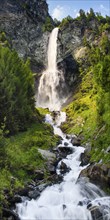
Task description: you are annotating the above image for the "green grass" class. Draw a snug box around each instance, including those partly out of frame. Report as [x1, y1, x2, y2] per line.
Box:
[37, 107, 50, 117]
[62, 69, 110, 164]
[62, 71, 97, 140]
[0, 112, 59, 208]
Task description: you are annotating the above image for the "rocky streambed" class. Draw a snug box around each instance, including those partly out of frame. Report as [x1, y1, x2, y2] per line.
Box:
[2, 112, 110, 220]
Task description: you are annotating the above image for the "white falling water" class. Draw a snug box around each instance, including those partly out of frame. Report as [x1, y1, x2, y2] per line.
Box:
[16, 112, 110, 220]
[37, 28, 64, 111]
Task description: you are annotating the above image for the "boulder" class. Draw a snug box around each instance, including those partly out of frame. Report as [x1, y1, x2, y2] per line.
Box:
[38, 149, 56, 162]
[9, 195, 22, 204]
[37, 183, 48, 192]
[88, 206, 103, 220]
[87, 204, 105, 220]
[78, 199, 91, 206]
[66, 134, 72, 139]
[60, 161, 70, 174]
[18, 187, 29, 197]
[80, 151, 90, 166]
[2, 208, 20, 220]
[62, 204, 66, 210]
[28, 189, 40, 200]
[64, 142, 69, 146]
[79, 163, 110, 190]
[58, 146, 73, 158]
[71, 136, 81, 146]
[48, 174, 63, 184]
[47, 164, 56, 174]
[34, 170, 44, 181]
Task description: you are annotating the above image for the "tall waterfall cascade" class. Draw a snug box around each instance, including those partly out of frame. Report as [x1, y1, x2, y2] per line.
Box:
[37, 28, 65, 111]
[16, 29, 110, 220]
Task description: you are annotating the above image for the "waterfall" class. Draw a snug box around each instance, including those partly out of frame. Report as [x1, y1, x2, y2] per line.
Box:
[16, 29, 110, 220]
[37, 28, 64, 111]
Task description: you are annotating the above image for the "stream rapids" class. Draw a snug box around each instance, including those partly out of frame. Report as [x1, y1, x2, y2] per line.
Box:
[16, 111, 110, 220]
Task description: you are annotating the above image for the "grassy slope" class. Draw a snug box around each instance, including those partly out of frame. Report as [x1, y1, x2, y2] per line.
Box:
[0, 109, 59, 207]
[62, 49, 110, 164]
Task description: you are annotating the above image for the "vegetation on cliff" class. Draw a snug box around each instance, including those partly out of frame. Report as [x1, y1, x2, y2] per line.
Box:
[0, 35, 59, 213]
[59, 8, 110, 30]
[62, 17, 110, 164]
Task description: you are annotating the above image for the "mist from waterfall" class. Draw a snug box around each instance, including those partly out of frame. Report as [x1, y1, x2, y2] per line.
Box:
[37, 28, 64, 111]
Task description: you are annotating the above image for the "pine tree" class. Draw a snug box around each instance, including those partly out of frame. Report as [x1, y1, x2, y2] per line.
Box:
[0, 46, 35, 134]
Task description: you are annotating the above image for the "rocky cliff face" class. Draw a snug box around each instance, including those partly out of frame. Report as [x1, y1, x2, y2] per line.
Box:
[0, 0, 105, 99]
[0, 0, 51, 72]
[57, 19, 100, 92]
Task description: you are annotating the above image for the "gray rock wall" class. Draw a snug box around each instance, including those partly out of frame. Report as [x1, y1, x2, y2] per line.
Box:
[0, 0, 51, 72]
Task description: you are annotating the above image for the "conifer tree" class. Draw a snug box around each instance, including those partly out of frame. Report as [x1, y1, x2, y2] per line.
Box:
[0, 46, 35, 134]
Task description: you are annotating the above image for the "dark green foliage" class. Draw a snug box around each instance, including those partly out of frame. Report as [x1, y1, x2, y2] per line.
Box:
[0, 126, 8, 168]
[0, 32, 6, 42]
[0, 46, 35, 134]
[54, 18, 61, 27]
[59, 16, 73, 29]
[79, 9, 86, 20]
[86, 8, 96, 22]
[106, 15, 110, 24]
[96, 13, 106, 24]
[42, 16, 54, 32]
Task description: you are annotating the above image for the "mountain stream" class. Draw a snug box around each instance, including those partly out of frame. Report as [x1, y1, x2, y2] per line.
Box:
[16, 112, 110, 220]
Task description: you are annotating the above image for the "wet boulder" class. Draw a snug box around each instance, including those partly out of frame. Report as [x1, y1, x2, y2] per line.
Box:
[34, 170, 44, 181]
[80, 151, 90, 166]
[37, 183, 48, 193]
[71, 136, 81, 146]
[78, 199, 91, 206]
[79, 163, 110, 190]
[80, 142, 91, 166]
[9, 195, 22, 204]
[60, 161, 70, 174]
[48, 174, 63, 184]
[18, 187, 30, 197]
[63, 204, 66, 210]
[88, 205, 103, 220]
[47, 164, 56, 174]
[66, 134, 72, 139]
[64, 142, 69, 146]
[2, 208, 20, 220]
[28, 189, 40, 200]
[58, 146, 73, 158]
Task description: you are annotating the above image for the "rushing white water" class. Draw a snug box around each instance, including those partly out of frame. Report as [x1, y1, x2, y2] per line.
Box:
[37, 28, 65, 111]
[16, 112, 110, 220]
